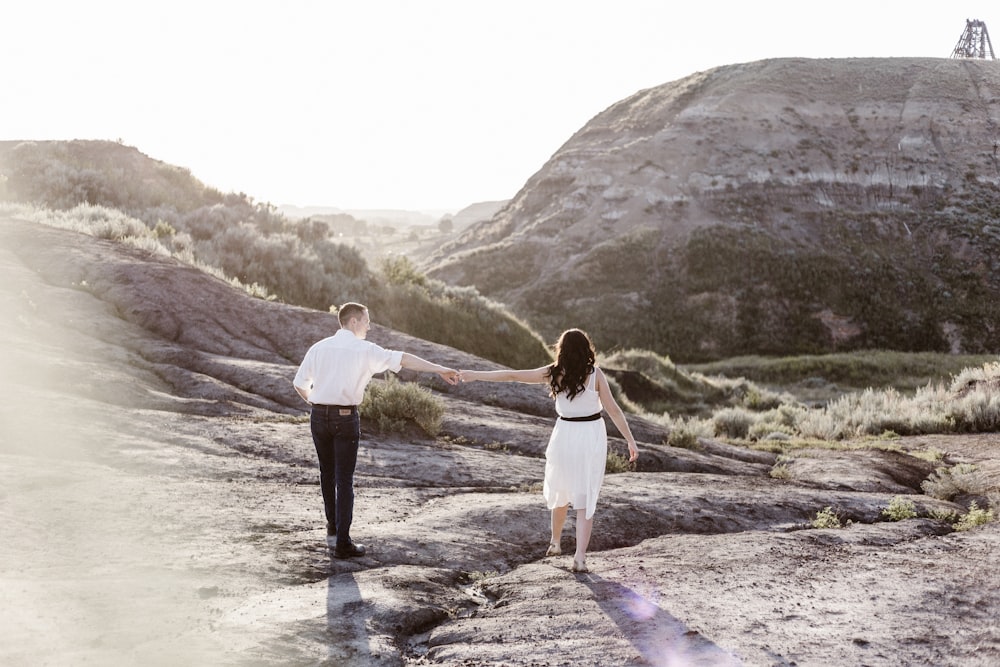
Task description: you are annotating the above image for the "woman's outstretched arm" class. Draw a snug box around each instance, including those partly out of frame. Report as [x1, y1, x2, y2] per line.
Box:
[460, 366, 550, 385]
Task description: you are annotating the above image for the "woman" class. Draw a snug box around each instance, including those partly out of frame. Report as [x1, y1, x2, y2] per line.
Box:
[460, 329, 639, 573]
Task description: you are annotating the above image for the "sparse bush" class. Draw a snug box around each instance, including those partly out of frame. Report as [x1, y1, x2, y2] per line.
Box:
[929, 507, 959, 523]
[152, 220, 176, 238]
[921, 463, 989, 500]
[740, 385, 785, 411]
[947, 362, 1000, 431]
[380, 255, 427, 288]
[122, 233, 170, 257]
[910, 448, 945, 463]
[605, 450, 632, 474]
[713, 407, 754, 439]
[795, 409, 843, 440]
[360, 375, 445, 436]
[654, 414, 713, 447]
[954, 501, 995, 531]
[666, 426, 700, 449]
[812, 506, 843, 529]
[770, 464, 791, 480]
[517, 481, 544, 494]
[882, 496, 917, 521]
[748, 420, 796, 441]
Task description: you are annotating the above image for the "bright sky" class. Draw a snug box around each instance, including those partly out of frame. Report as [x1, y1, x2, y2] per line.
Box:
[3, 1, 997, 211]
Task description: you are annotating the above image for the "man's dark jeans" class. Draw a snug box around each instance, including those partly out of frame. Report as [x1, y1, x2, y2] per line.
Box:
[310, 407, 361, 548]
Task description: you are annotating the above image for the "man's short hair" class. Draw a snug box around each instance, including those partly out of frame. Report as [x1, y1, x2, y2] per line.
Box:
[338, 302, 368, 327]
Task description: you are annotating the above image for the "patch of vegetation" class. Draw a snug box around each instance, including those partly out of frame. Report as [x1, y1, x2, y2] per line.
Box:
[687, 350, 997, 395]
[882, 496, 917, 521]
[575, 227, 660, 290]
[712, 407, 754, 439]
[360, 375, 445, 436]
[464, 570, 500, 583]
[485, 188, 1000, 362]
[0, 139, 227, 211]
[665, 425, 701, 450]
[909, 448, 945, 463]
[655, 361, 1000, 450]
[769, 463, 791, 480]
[811, 506, 843, 529]
[954, 501, 995, 531]
[457, 240, 547, 299]
[921, 463, 988, 501]
[517, 481, 544, 494]
[376, 257, 550, 369]
[929, 507, 960, 523]
[605, 450, 633, 474]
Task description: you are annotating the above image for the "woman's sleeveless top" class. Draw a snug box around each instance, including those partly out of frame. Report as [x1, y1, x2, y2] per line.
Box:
[554, 369, 603, 418]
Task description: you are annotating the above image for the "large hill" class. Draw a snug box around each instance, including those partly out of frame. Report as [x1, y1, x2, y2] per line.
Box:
[426, 57, 1000, 361]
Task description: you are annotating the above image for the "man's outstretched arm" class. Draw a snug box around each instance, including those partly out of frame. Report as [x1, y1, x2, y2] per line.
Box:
[400, 352, 460, 385]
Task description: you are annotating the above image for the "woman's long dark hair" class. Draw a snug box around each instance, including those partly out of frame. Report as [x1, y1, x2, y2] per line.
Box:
[547, 329, 596, 400]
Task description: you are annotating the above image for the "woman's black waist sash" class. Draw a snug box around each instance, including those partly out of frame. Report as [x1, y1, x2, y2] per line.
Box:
[559, 412, 602, 422]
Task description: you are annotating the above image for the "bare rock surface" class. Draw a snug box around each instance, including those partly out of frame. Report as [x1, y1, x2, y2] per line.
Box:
[1, 218, 998, 666]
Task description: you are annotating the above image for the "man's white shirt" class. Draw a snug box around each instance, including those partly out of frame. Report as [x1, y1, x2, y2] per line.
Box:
[293, 329, 403, 405]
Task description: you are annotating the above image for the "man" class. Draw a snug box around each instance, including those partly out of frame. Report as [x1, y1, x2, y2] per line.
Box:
[293, 302, 459, 558]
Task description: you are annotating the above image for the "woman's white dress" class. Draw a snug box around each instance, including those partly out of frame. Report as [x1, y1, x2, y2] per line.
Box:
[543, 370, 606, 520]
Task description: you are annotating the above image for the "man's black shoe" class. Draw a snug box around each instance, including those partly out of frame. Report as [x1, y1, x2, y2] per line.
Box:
[334, 542, 366, 559]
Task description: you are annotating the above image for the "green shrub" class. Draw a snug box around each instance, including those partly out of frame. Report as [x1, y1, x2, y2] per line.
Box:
[666, 426, 700, 449]
[713, 407, 754, 439]
[360, 375, 445, 436]
[811, 506, 843, 529]
[882, 496, 917, 521]
[954, 501, 995, 531]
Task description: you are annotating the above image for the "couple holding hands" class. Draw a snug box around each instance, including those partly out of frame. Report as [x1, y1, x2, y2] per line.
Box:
[293, 302, 639, 571]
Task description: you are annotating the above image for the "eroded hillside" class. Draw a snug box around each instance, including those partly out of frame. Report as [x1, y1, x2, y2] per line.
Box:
[426, 58, 1000, 361]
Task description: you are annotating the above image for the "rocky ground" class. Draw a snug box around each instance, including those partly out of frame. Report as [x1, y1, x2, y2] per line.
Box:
[1, 218, 998, 666]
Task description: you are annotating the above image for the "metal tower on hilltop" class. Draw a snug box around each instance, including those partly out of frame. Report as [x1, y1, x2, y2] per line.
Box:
[951, 19, 996, 60]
